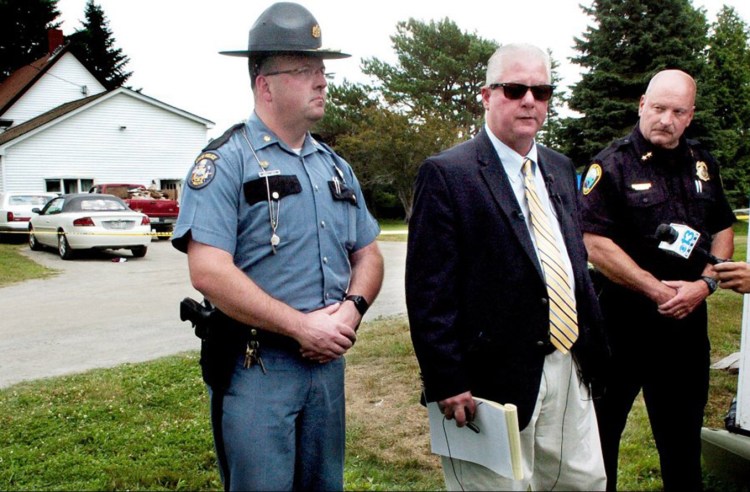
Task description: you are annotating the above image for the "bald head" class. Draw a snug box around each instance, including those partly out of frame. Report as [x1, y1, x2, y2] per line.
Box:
[645, 70, 697, 103]
[638, 70, 696, 149]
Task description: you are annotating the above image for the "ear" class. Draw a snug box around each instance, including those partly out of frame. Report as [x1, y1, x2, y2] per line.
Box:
[686, 106, 695, 127]
[480, 87, 492, 111]
[255, 75, 274, 103]
[638, 95, 646, 116]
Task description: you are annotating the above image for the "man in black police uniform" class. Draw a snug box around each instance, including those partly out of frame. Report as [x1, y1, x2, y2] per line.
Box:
[580, 69, 735, 491]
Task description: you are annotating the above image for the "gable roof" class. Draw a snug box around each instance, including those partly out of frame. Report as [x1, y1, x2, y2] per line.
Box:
[0, 91, 107, 146]
[0, 87, 213, 148]
[0, 44, 70, 117]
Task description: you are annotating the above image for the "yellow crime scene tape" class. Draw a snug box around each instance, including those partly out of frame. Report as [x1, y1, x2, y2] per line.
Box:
[5, 229, 172, 238]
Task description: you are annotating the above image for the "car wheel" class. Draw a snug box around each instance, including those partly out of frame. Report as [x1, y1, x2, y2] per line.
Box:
[58, 232, 74, 260]
[131, 245, 147, 258]
[28, 227, 42, 251]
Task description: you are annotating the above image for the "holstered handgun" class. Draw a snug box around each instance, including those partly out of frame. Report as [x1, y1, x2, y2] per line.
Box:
[180, 297, 215, 340]
[180, 297, 246, 392]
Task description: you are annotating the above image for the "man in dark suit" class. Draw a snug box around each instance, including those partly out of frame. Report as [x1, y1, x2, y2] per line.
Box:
[406, 43, 608, 490]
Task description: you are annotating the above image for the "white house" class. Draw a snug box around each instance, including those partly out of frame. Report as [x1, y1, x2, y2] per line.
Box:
[0, 33, 213, 200]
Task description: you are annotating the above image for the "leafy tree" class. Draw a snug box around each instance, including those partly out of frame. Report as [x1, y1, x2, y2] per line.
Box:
[68, 0, 131, 89]
[316, 19, 497, 220]
[314, 80, 380, 146]
[565, 0, 710, 166]
[362, 18, 497, 136]
[0, 0, 60, 82]
[335, 107, 459, 220]
[702, 6, 750, 208]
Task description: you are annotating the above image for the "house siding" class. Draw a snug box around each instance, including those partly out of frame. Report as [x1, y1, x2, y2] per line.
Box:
[2, 53, 106, 126]
[1, 92, 207, 194]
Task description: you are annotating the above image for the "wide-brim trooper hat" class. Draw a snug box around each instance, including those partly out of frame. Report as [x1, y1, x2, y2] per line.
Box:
[220, 2, 350, 60]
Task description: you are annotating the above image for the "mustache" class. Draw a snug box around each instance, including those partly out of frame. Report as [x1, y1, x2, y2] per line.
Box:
[653, 126, 673, 134]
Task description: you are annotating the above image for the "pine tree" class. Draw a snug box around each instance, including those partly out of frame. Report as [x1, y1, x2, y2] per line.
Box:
[704, 6, 750, 207]
[68, 0, 131, 89]
[564, 0, 710, 166]
[537, 52, 567, 150]
[0, 0, 61, 82]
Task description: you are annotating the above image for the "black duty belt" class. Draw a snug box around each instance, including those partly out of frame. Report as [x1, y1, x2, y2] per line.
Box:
[213, 309, 300, 352]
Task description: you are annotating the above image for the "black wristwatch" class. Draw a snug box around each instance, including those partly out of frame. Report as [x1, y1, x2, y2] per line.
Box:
[701, 276, 718, 295]
[345, 295, 369, 316]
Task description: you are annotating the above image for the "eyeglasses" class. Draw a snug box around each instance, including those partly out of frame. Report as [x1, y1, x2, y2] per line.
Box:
[489, 83, 555, 101]
[262, 66, 334, 81]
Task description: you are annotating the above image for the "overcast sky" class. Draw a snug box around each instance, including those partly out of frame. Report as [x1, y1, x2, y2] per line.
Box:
[55, 0, 750, 139]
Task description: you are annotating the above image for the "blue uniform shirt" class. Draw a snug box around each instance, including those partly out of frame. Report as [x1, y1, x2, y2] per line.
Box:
[173, 113, 380, 313]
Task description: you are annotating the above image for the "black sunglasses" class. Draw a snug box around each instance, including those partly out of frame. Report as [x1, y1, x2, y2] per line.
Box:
[489, 83, 555, 101]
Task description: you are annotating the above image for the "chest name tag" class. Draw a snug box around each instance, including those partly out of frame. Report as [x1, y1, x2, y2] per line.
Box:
[631, 183, 652, 191]
[259, 169, 281, 178]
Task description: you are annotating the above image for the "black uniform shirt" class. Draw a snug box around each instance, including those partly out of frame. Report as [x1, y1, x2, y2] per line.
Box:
[580, 126, 735, 283]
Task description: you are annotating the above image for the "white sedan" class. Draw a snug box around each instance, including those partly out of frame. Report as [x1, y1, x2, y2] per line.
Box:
[28, 193, 152, 259]
[0, 191, 58, 238]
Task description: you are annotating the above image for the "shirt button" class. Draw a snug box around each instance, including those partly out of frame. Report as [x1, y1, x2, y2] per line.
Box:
[323, 257, 329, 264]
[541, 298, 548, 305]
[314, 185, 319, 191]
[325, 292, 330, 300]
[321, 220, 326, 228]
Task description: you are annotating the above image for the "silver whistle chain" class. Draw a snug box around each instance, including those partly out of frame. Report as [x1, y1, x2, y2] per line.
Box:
[241, 128, 281, 254]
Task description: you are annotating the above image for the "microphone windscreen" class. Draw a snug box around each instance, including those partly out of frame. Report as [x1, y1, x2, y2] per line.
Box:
[655, 224, 678, 243]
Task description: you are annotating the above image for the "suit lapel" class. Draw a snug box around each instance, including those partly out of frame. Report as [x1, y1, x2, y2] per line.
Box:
[476, 130, 544, 280]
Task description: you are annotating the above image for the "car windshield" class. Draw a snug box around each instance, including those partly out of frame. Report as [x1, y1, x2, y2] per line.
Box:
[9, 195, 52, 206]
[75, 198, 128, 212]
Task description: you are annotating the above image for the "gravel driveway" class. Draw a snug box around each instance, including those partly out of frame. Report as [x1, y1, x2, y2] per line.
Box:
[0, 239, 406, 389]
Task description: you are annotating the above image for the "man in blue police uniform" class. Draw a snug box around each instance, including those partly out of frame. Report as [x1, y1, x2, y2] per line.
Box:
[580, 69, 735, 491]
[172, 3, 384, 490]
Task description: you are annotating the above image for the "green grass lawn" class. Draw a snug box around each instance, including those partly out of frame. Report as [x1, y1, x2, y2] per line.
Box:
[0, 242, 59, 288]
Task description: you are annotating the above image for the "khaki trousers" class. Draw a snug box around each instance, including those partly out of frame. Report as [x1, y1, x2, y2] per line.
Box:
[442, 350, 606, 491]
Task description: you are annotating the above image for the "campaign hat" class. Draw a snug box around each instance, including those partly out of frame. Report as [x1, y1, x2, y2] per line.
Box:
[220, 2, 349, 59]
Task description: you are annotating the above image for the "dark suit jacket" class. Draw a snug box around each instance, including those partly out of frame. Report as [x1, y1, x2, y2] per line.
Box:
[405, 128, 607, 430]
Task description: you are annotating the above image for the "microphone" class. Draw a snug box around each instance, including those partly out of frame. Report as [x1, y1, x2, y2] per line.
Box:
[655, 223, 726, 265]
[543, 173, 562, 205]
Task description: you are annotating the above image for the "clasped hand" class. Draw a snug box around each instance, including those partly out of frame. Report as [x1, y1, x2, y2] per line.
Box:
[297, 303, 359, 363]
[657, 279, 709, 319]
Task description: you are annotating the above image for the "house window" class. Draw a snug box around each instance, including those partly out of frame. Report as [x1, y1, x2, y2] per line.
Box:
[45, 178, 95, 194]
[45, 179, 61, 193]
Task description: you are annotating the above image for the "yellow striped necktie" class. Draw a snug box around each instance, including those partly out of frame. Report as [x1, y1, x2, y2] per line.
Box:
[522, 158, 578, 353]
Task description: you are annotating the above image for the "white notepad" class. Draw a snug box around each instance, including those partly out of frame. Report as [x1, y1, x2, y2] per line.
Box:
[427, 397, 523, 480]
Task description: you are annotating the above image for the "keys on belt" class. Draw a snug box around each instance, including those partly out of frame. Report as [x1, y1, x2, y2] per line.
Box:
[243, 329, 267, 374]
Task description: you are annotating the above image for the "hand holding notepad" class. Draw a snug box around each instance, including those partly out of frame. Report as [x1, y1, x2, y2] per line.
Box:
[427, 397, 523, 480]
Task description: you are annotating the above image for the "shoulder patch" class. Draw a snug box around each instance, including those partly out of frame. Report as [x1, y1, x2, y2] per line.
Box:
[582, 163, 602, 196]
[203, 123, 245, 152]
[696, 161, 710, 181]
[189, 152, 218, 189]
